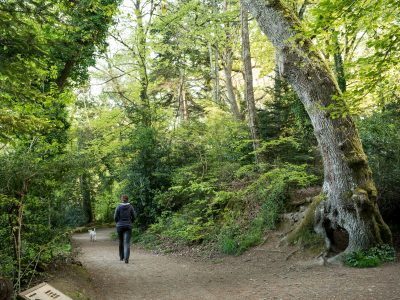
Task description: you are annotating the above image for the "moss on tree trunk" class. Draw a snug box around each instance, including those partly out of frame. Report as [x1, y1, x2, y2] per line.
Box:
[286, 194, 324, 244]
[242, 0, 391, 260]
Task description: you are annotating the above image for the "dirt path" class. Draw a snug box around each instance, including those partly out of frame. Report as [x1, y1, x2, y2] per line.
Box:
[51, 228, 400, 300]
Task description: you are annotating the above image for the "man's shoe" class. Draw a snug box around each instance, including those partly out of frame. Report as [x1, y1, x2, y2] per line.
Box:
[125, 259, 129, 264]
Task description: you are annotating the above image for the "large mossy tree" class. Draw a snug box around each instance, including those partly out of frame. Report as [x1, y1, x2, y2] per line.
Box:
[242, 0, 391, 260]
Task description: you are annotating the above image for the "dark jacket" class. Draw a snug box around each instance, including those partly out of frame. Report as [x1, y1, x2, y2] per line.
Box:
[114, 203, 136, 228]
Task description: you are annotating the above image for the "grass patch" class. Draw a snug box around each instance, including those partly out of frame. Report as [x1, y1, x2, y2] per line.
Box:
[218, 218, 264, 255]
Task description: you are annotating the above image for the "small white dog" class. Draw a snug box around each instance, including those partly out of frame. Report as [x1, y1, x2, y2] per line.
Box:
[88, 228, 96, 242]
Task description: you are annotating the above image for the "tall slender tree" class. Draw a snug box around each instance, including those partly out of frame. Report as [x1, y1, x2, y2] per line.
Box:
[240, 1, 260, 162]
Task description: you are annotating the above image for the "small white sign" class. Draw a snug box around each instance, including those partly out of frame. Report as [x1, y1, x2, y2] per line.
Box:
[18, 282, 73, 300]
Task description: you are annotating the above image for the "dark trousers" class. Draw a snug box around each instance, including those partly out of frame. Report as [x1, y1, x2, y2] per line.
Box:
[117, 226, 132, 261]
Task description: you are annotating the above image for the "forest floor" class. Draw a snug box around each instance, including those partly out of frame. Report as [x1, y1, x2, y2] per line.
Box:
[48, 228, 400, 300]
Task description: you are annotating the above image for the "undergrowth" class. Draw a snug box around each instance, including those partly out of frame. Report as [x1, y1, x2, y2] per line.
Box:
[344, 244, 396, 268]
[139, 163, 318, 255]
[289, 228, 325, 256]
[0, 229, 73, 288]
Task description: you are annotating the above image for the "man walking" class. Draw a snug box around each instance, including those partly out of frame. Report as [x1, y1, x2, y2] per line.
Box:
[114, 195, 136, 264]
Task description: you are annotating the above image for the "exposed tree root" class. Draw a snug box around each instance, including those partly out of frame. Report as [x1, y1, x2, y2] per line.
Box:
[285, 195, 324, 245]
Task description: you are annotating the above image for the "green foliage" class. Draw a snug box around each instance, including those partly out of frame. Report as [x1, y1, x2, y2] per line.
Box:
[234, 164, 259, 180]
[344, 244, 396, 268]
[128, 93, 321, 253]
[146, 162, 318, 255]
[218, 217, 264, 255]
[122, 126, 173, 227]
[0, 0, 120, 144]
[305, 0, 400, 112]
[149, 195, 219, 243]
[0, 149, 86, 283]
[219, 236, 238, 255]
[217, 164, 318, 255]
[155, 181, 215, 212]
[345, 251, 381, 268]
[2, 0, 398, 288]
[258, 137, 305, 165]
[258, 84, 314, 142]
[255, 169, 316, 231]
[358, 107, 400, 220]
[147, 187, 234, 245]
[0, 209, 73, 282]
[0, 0, 120, 289]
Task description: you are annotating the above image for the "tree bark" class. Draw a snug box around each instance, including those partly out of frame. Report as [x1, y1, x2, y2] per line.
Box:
[222, 48, 242, 120]
[178, 70, 189, 121]
[298, 0, 309, 20]
[134, 0, 152, 126]
[56, 59, 75, 90]
[214, 46, 221, 104]
[0, 277, 12, 300]
[242, 0, 391, 259]
[208, 43, 221, 103]
[15, 201, 23, 292]
[220, 0, 241, 120]
[240, 2, 260, 163]
[80, 173, 93, 224]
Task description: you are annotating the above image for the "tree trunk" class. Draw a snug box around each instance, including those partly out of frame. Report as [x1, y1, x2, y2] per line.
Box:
[56, 59, 75, 90]
[209, 43, 221, 104]
[223, 48, 242, 120]
[15, 201, 23, 292]
[0, 277, 12, 300]
[298, 0, 309, 20]
[214, 47, 220, 104]
[80, 173, 93, 224]
[134, 0, 151, 126]
[240, 2, 260, 163]
[242, 0, 391, 259]
[11, 179, 29, 292]
[178, 70, 189, 121]
[221, 0, 241, 120]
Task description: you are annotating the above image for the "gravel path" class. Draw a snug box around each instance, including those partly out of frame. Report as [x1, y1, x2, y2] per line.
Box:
[67, 228, 400, 300]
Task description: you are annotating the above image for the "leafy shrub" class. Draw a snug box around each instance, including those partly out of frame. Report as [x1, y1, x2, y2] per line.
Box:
[207, 191, 240, 216]
[0, 254, 14, 278]
[138, 232, 161, 248]
[258, 137, 300, 162]
[345, 250, 381, 268]
[148, 188, 242, 247]
[344, 244, 396, 268]
[64, 205, 86, 227]
[234, 164, 259, 181]
[148, 198, 216, 244]
[217, 164, 318, 255]
[248, 164, 318, 229]
[155, 181, 215, 212]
